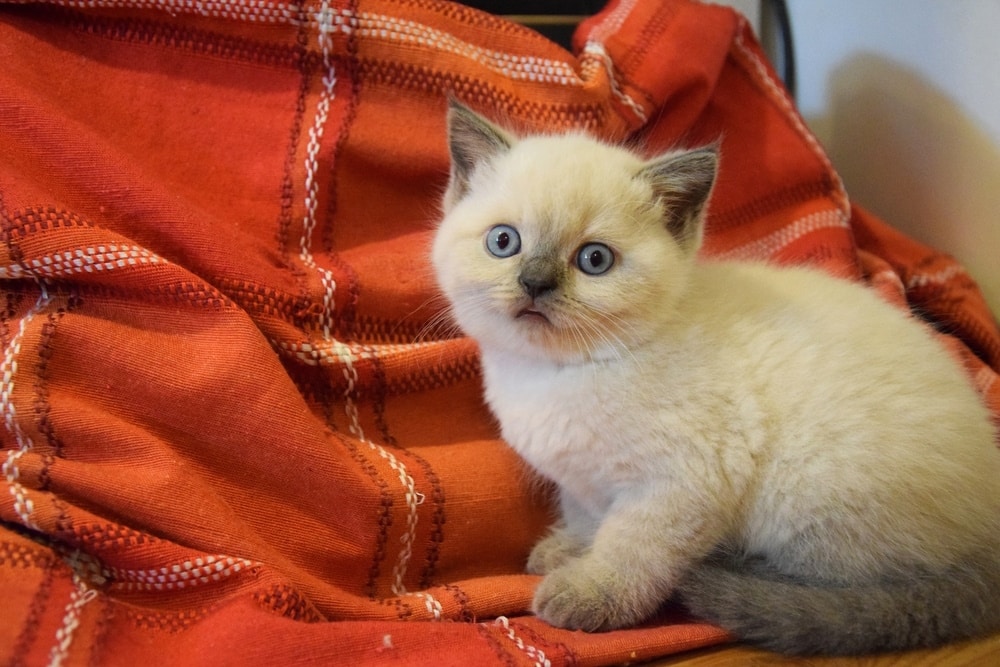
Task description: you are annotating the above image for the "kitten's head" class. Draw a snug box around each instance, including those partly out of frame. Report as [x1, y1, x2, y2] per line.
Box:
[433, 101, 717, 364]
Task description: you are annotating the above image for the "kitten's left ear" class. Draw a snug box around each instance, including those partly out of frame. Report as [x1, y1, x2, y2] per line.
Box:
[444, 99, 514, 210]
[639, 147, 718, 252]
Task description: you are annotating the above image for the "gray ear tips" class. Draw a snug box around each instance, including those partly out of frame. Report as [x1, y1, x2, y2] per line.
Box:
[443, 101, 514, 209]
[445, 95, 468, 124]
[676, 146, 720, 180]
[639, 145, 720, 251]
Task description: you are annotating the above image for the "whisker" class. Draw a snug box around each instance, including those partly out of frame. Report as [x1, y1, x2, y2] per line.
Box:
[565, 297, 640, 365]
[411, 293, 460, 343]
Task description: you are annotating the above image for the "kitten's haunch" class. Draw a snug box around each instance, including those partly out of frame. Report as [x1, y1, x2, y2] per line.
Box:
[433, 100, 1000, 656]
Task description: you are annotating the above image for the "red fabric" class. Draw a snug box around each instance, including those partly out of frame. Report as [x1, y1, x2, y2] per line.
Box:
[1, 1, 997, 665]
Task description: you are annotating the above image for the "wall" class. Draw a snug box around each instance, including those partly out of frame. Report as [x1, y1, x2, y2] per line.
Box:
[785, 0, 1000, 316]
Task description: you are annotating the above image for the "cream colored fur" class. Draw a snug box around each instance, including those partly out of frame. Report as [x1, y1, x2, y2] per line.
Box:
[432, 102, 1000, 655]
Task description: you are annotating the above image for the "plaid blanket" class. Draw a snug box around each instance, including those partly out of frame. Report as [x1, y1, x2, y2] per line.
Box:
[2, 1, 997, 664]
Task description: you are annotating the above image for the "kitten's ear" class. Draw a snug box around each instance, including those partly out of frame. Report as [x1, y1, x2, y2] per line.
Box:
[639, 147, 718, 252]
[444, 98, 514, 210]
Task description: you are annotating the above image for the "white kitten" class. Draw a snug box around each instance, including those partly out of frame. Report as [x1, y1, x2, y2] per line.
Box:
[432, 101, 1000, 655]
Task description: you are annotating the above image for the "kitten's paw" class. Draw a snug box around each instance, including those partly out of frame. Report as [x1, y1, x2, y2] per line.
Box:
[532, 560, 653, 632]
[526, 530, 585, 575]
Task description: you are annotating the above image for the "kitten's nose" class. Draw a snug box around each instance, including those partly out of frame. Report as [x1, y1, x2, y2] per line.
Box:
[519, 259, 560, 299]
[520, 276, 556, 299]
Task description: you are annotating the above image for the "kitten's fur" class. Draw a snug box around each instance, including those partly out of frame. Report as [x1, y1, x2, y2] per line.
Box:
[432, 101, 1000, 656]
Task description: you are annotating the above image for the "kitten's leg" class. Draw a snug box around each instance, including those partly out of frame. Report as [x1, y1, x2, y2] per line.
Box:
[527, 491, 597, 575]
[526, 524, 584, 575]
[533, 488, 726, 632]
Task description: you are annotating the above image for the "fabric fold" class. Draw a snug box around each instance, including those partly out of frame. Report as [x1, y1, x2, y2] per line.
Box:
[1, 1, 996, 665]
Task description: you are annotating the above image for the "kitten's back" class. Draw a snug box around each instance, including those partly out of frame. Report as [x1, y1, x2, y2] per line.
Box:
[675, 260, 1000, 655]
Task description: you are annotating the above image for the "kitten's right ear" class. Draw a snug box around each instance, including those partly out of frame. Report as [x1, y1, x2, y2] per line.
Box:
[444, 98, 513, 209]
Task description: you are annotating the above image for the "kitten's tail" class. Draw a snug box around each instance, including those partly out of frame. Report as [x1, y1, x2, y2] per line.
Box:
[677, 553, 1000, 656]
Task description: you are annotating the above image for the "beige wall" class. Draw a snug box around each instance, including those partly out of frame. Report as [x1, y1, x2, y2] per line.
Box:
[786, 0, 1000, 317]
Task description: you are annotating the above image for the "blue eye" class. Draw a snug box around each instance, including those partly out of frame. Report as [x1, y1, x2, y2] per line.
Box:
[485, 224, 521, 258]
[576, 243, 615, 275]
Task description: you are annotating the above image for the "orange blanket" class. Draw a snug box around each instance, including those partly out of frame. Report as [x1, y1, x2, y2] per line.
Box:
[1, 1, 997, 665]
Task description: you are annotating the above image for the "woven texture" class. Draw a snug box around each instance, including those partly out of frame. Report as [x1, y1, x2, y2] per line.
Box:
[1, 1, 998, 665]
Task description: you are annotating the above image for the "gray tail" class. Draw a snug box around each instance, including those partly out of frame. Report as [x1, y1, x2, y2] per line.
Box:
[676, 555, 1000, 656]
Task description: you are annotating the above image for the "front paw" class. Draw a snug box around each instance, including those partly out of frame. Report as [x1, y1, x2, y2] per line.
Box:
[526, 530, 585, 575]
[532, 560, 653, 632]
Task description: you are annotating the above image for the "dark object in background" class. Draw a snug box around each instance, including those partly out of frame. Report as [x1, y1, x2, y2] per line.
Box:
[464, 0, 796, 100]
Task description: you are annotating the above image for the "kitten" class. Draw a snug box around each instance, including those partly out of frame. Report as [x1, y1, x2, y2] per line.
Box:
[432, 101, 1000, 656]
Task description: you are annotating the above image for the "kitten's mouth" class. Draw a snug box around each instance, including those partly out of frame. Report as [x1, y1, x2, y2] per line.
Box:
[516, 308, 551, 324]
